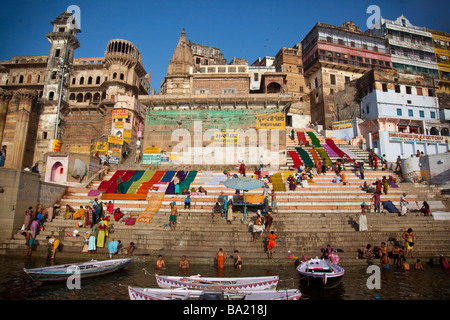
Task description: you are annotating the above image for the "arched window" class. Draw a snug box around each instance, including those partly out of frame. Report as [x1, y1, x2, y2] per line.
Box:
[76, 93, 83, 102]
[113, 72, 117, 79]
[79, 77, 84, 85]
[36, 75, 41, 83]
[27, 75, 32, 83]
[96, 76, 101, 84]
[93, 93, 101, 102]
[48, 91, 55, 100]
[69, 93, 76, 100]
[19, 75, 24, 83]
[430, 127, 439, 135]
[120, 73, 125, 80]
[266, 82, 281, 93]
[84, 93, 92, 103]
[88, 76, 93, 85]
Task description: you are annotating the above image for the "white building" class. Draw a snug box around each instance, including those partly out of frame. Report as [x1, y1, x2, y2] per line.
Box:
[368, 14, 439, 79]
[357, 68, 449, 162]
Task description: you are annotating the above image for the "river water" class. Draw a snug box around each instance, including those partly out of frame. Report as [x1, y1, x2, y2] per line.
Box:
[0, 255, 449, 301]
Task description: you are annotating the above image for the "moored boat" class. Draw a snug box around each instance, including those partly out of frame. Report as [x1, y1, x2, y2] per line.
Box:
[23, 258, 132, 282]
[155, 274, 279, 291]
[128, 287, 301, 300]
[296, 257, 344, 288]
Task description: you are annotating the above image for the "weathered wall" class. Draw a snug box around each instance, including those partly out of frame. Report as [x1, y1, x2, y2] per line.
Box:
[0, 169, 40, 239]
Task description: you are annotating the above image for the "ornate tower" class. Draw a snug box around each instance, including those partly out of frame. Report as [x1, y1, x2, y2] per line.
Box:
[161, 29, 194, 95]
[34, 11, 81, 162]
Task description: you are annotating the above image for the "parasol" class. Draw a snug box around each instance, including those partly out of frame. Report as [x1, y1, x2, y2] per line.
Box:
[223, 176, 264, 220]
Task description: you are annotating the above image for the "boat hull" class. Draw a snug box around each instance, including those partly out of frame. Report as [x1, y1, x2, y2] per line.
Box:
[128, 287, 301, 300]
[155, 274, 279, 291]
[296, 258, 344, 288]
[23, 258, 132, 282]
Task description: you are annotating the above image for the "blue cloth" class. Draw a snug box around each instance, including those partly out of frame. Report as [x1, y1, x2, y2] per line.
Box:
[108, 240, 119, 254]
[88, 235, 96, 251]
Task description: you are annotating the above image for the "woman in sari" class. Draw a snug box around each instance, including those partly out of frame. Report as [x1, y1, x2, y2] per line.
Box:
[96, 220, 108, 248]
[64, 205, 74, 219]
[88, 227, 97, 253]
[107, 201, 114, 215]
[382, 177, 389, 195]
[84, 206, 91, 228]
[95, 202, 104, 224]
[73, 206, 85, 220]
[216, 248, 226, 269]
[116, 176, 124, 194]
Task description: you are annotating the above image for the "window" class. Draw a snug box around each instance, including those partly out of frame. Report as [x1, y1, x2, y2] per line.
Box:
[48, 91, 55, 100]
[350, 41, 355, 47]
[408, 110, 413, 117]
[120, 73, 124, 80]
[330, 74, 336, 85]
[43, 132, 47, 139]
[338, 39, 344, 45]
[88, 76, 92, 85]
[397, 108, 402, 116]
[395, 85, 401, 93]
[416, 87, 423, 95]
[79, 77, 84, 85]
[55, 49, 60, 57]
[419, 110, 425, 118]
[72, 78, 76, 85]
[299, 86, 303, 92]
[327, 36, 332, 42]
[330, 88, 334, 94]
[314, 77, 318, 88]
[96, 76, 101, 84]
[406, 86, 412, 94]
[297, 66, 303, 74]
[19, 75, 24, 83]
[431, 111, 436, 119]
[345, 76, 350, 84]
[382, 84, 388, 92]
[254, 73, 259, 81]
[428, 89, 434, 96]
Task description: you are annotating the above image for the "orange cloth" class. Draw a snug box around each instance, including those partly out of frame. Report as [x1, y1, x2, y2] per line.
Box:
[216, 255, 224, 268]
[267, 234, 277, 249]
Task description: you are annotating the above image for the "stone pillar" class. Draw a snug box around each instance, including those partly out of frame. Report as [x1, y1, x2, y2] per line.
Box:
[3, 89, 38, 170]
[0, 88, 13, 145]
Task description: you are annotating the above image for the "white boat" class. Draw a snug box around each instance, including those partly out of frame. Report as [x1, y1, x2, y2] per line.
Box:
[128, 287, 302, 300]
[155, 274, 279, 291]
[296, 257, 344, 288]
[23, 258, 132, 282]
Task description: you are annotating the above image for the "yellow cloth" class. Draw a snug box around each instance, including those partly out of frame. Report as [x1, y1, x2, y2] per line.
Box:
[73, 208, 85, 219]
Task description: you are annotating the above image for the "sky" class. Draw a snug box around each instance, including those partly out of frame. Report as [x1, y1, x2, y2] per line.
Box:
[0, 0, 448, 92]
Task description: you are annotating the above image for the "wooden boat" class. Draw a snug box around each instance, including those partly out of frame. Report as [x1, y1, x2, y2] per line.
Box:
[23, 258, 132, 282]
[296, 257, 344, 288]
[155, 274, 279, 291]
[128, 287, 301, 300]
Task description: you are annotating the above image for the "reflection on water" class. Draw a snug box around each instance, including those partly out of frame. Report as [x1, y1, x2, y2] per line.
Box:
[1, 255, 449, 300]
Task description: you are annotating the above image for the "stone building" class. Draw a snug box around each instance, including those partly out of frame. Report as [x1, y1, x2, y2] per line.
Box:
[0, 12, 150, 171]
[302, 21, 392, 130]
[142, 29, 291, 167]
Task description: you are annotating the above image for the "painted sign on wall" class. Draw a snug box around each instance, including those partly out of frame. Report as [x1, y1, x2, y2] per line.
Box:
[256, 112, 286, 130]
[142, 153, 161, 165]
[108, 135, 123, 145]
[112, 110, 129, 119]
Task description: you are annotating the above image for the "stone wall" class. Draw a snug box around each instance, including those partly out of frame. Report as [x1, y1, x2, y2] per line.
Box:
[0, 169, 40, 239]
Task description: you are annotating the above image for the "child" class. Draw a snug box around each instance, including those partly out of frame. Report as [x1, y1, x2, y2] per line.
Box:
[234, 250, 242, 270]
[126, 242, 135, 256]
[414, 259, 423, 270]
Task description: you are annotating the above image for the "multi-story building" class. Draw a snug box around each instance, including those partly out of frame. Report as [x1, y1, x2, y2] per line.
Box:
[302, 20, 392, 130]
[0, 11, 150, 170]
[273, 44, 311, 128]
[428, 28, 450, 93]
[368, 14, 439, 80]
[357, 68, 448, 162]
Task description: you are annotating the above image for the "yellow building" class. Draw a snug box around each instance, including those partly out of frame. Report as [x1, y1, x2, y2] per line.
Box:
[429, 29, 450, 92]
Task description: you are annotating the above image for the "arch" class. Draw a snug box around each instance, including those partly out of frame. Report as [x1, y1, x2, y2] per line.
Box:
[27, 74, 32, 83]
[93, 92, 101, 102]
[113, 72, 117, 79]
[69, 93, 76, 101]
[50, 161, 64, 182]
[36, 75, 41, 83]
[101, 92, 107, 100]
[48, 91, 55, 100]
[266, 82, 281, 93]
[430, 127, 439, 135]
[76, 93, 83, 102]
[88, 76, 93, 85]
[120, 73, 125, 80]
[84, 92, 92, 103]
[19, 75, 24, 83]
[441, 128, 449, 136]
[96, 76, 101, 84]
[79, 76, 84, 85]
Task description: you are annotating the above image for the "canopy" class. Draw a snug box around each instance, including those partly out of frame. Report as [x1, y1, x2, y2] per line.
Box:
[223, 176, 264, 190]
[223, 176, 265, 221]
